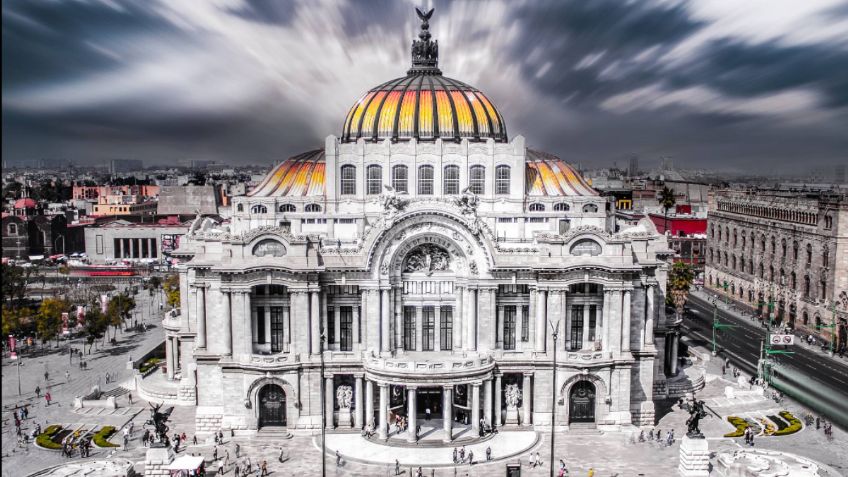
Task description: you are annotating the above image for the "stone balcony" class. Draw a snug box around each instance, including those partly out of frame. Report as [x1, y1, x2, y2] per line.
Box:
[363, 352, 496, 385]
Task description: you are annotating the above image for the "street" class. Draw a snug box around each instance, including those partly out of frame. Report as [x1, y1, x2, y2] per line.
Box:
[682, 291, 848, 430]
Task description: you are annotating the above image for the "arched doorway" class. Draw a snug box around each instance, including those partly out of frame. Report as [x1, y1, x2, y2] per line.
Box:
[258, 384, 286, 428]
[568, 381, 596, 424]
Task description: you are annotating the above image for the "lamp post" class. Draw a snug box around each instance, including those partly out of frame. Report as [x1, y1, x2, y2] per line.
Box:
[320, 332, 327, 477]
[548, 318, 560, 477]
[712, 302, 736, 356]
[814, 303, 837, 356]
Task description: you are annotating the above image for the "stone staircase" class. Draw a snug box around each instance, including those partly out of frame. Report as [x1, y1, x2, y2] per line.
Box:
[101, 386, 129, 398]
[256, 427, 294, 440]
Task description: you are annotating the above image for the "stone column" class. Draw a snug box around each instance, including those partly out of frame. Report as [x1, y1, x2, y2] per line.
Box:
[195, 286, 207, 349]
[454, 285, 464, 350]
[310, 290, 321, 355]
[222, 290, 233, 356]
[489, 288, 497, 350]
[118, 238, 124, 258]
[645, 285, 655, 345]
[407, 387, 417, 443]
[333, 306, 341, 348]
[494, 375, 503, 427]
[393, 287, 403, 351]
[622, 289, 632, 352]
[415, 306, 423, 351]
[562, 290, 569, 350]
[442, 386, 453, 442]
[496, 305, 504, 349]
[471, 383, 481, 435]
[166, 336, 175, 380]
[466, 288, 477, 350]
[483, 379, 493, 427]
[365, 380, 374, 428]
[325, 376, 334, 429]
[360, 289, 369, 349]
[582, 305, 591, 350]
[242, 291, 253, 357]
[354, 376, 364, 429]
[352, 301, 360, 350]
[602, 290, 611, 350]
[381, 289, 391, 352]
[378, 384, 388, 440]
[535, 289, 547, 352]
[128, 238, 135, 259]
[529, 288, 537, 350]
[283, 306, 291, 353]
[522, 373, 532, 425]
[670, 332, 680, 376]
[434, 305, 441, 351]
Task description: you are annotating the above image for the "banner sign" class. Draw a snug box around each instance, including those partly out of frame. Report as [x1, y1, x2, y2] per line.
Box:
[101, 294, 108, 313]
[770, 334, 795, 345]
[62, 312, 70, 335]
[77, 306, 85, 328]
[8, 336, 17, 360]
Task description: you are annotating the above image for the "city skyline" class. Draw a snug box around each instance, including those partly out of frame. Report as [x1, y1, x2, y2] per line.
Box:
[3, 0, 848, 172]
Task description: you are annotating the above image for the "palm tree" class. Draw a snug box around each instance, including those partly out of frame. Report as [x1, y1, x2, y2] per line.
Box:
[658, 186, 676, 235]
[668, 262, 695, 323]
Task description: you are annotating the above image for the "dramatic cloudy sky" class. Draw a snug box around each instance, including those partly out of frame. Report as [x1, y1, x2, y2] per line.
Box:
[3, 0, 847, 173]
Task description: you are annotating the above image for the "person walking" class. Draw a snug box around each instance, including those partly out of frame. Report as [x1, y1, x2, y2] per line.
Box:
[35, 386, 41, 398]
[218, 459, 225, 475]
[260, 460, 268, 477]
[45, 392, 52, 406]
[395, 459, 401, 475]
[452, 447, 458, 464]
[468, 450, 474, 465]
[235, 442, 240, 458]
[486, 446, 492, 461]
[65, 370, 71, 383]
[336, 450, 342, 467]
[128, 392, 133, 405]
[588, 468, 595, 477]
[213, 446, 218, 461]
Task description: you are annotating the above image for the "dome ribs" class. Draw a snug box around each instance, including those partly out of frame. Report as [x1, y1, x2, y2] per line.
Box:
[391, 75, 417, 141]
[371, 76, 408, 140]
[440, 76, 479, 140]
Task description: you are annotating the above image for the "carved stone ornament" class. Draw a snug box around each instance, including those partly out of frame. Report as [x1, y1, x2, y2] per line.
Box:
[252, 239, 287, 257]
[504, 384, 522, 409]
[453, 187, 480, 216]
[403, 244, 451, 275]
[336, 385, 353, 410]
[469, 261, 479, 275]
[380, 263, 390, 275]
[380, 185, 409, 218]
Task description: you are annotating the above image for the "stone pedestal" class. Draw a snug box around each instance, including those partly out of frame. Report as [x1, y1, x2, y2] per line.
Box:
[505, 407, 520, 425]
[145, 445, 175, 477]
[679, 436, 710, 477]
[337, 408, 353, 428]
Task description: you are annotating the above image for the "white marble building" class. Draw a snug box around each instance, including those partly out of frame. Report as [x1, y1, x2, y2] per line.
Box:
[167, 12, 673, 439]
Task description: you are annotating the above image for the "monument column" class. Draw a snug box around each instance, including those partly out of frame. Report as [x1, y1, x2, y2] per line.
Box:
[381, 289, 391, 352]
[494, 374, 503, 427]
[522, 373, 532, 425]
[645, 285, 655, 345]
[535, 289, 547, 352]
[222, 289, 232, 356]
[354, 376, 364, 429]
[582, 305, 591, 349]
[407, 387, 418, 443]
[466, 288, 477, 350]
[378, 384, 388, 440]
[195, 285, 207, 349]
[365, 379, 374, 428]
[442, 385, 453, 442]
[325, 376, 334, 429]
[310, 290, 321, 354]
[471, 383, 481, 435]
[454, 285, 464, 350]
[166, 337, 175, 380]
[483, 379, 493, 427]
[622, 289, 632, 352]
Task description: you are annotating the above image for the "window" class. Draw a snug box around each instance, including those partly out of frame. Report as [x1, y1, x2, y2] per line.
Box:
[440, 307, 453, 351]
[279, 204, 296, 213]
[469, 165, 485, 194]
[422, 306, 435, 351]
[521, 305, 530, 342]
[771, 236, 776, 254]
[237, 203, 244, 213]
[821, 279, 827, 300]
[327, 308, 335, 345]
[503, 306, 516, 350]
[340, 307, 353, 352]
[781, 239, 787, 258]
[443, 165, 460, 194]
[366, 165, 382, 195]
[7, 223, 17, 235]
[305, 203, 322, 213]
[270, 307, 284, 353]
[96, 235, 103, 254]
[392, 165, 408, 193]
[403, 307, 416, 351]
[823, 247, 829, 266]
[588, 305, 597, 341]
[569, 305, 583, 351]
[804, 276, 811, 297]
[340, 164, 356, 195]
[806, 244, 812, 263]
[582, 203, 599, 213]
[553, 203, 570, 212]
[418, 165, 434, 195]
[529, 203, 545, 212]
[793, 241, 799, 260]
[825, 214, 833, 229]
[495, 165, 510, 195]
[251, 204, 267, 214]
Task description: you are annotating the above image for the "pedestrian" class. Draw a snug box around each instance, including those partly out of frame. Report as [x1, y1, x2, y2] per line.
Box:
[395, 459, 401, 475]
[218, 459, 225, 475]
[425, 407, 431, 421]
[588, 468, 595, 477]
[192, 434, 197, 445]
[416, 466, 423, 477]
[468, 450, 474, 465]
[486, 446, 492, 461]
[44, 371, 49, 381]
[213, 446, 218, 461]
[453, 447, 458, 464]
[261, 460, 268, 477]
[45, 392, 52, 406]
[181, 432, 187, 444]
[459, 446, 465, 462]
[234, 463, 240, 477]
[666, 430, 673, 446]
[35, 386, 41, 398]
[128, 392, 133, 405]
[143, 429, 150, 447]
[235, 442, 240, 458]
[816, 417, 821, 429]
[65, 370, 70, 382]
[336, 450, 342, 466]
[648, 428, 654, 440]
[529, 452, 537, 467]
[655, 428, 661, 442]
[278, 447, 285, 463]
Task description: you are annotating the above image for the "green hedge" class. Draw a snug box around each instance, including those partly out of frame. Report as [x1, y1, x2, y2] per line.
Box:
[774, 411, 803, 436]
[93, 426, 119, 447]
[139, 357, 162, 374]
[767, 414, 788, 431]
[36, 425, 63, 449]
[724, 416, 748, 438]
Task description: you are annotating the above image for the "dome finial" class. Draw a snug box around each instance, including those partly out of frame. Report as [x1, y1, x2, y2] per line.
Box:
[409, 7, 441, 74]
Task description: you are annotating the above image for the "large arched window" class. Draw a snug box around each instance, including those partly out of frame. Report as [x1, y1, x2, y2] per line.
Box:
[582, 203, 599, 213]
[793, 241, 799, 260]
[237, 203, 244, 213]
[553, 203, 570, 211]
[418, 165, 434, 195]
[305, 203, 322, 213]
[7, 223, 17, 235]
[469, 165, 485, 195]
[279, 204, 296, 213]
[529, 203, 545, 212]
[495, 165, 510, 195]
[366, 165, 382, 195]
[251, 204, 267, 214]
[340, 165, 356, 195]
[804, 275, 811, 297]
[443, 165, 459, 195]
[806, 243, 813, 263]
[392, 165, 408, 193]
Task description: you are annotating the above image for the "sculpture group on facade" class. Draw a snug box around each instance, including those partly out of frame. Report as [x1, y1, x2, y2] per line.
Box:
[336, 385, 353, 410]
[403, 244, 451, 275]
[146, 403, 171, 447]
[411, 8, 438, 68]
[678, 397, 708, 438]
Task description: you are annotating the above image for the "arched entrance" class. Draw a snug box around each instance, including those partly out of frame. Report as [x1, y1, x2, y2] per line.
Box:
[258, 384, 287, 428]
[568, 381, 596, 424]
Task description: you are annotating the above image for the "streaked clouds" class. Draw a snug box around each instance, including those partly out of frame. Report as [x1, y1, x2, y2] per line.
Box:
[2, 0, 847, 172]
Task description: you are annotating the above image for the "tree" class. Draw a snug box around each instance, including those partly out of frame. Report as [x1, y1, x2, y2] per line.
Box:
[83, 308, 108, 354]
[145, 276, 162, 296]
[667, 262, 695, 323]
[2, 264, 37, 307]
[36, 297, 70, 346]
[163, 274, 181, 309]
[106, 293, 135, 339]
[2, 305, 34, 337]
[658, 185, 676, 235]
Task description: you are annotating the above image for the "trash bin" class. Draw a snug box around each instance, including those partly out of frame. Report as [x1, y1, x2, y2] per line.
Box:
[506, 462, 521, 477]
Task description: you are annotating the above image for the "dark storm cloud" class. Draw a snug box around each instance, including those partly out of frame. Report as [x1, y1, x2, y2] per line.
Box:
[2, 0, 847, 172]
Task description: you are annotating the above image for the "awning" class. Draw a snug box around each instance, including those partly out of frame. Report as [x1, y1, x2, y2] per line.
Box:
[167, 455, 204, 470]
[28, 255, 45, 261]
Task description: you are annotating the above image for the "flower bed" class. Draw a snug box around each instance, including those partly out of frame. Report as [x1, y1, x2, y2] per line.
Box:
[139, 357, 162, 374]
[774, 411, 803, 436]
[767, 414, 789, 431]
[758, 418, 776, 436]
[724, 416, 749, 438]
[92, 426, 119, 448]
[35, 425, 63, 450]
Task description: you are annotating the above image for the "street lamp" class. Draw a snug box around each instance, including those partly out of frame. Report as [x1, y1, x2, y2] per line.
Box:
[548, 318, 560, 477]
[814, 303, 837, 356]
[711, 302, 736, 356]
[319, 332, 327, 477]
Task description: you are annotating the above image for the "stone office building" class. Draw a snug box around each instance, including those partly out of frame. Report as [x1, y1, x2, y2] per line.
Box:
[705, 189, 847, 348]
[168, 12, 673, 439]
